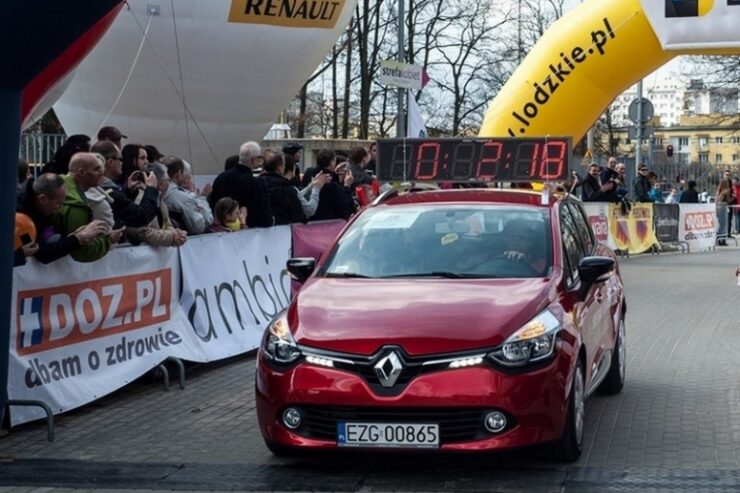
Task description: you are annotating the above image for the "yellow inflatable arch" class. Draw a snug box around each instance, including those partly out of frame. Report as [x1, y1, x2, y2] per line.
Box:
[480, 0, 740, 142]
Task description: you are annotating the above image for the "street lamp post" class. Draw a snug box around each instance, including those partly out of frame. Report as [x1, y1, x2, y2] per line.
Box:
[397, 0, 406, 138]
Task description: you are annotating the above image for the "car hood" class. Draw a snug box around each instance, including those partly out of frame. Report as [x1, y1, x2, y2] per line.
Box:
[292, 278, 557, 356]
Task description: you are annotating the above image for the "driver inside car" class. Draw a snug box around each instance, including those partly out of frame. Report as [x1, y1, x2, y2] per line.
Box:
[502, 220, 547, 275]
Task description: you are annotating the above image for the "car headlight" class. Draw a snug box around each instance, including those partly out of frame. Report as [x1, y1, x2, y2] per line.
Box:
[262, 312, 302, 365]
[488, 309, 561, 367]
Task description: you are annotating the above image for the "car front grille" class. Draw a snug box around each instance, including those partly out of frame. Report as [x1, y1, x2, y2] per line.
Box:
[303, 345, 481, 396]
[295, 406, 510, 444]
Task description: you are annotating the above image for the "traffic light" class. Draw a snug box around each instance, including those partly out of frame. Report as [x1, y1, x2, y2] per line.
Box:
[666, 144, 674, 158]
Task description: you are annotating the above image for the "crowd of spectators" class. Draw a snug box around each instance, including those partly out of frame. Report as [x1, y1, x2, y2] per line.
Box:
[576, 158, 740, 245]
[15, 127, 380, 267]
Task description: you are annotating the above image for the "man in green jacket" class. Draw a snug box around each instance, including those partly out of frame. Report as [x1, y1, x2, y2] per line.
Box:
[52, 152, 121, 262]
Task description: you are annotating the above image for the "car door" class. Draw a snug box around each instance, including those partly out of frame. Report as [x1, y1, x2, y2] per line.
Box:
[567, 201, 622, 359]
[559, 202, 610, 392]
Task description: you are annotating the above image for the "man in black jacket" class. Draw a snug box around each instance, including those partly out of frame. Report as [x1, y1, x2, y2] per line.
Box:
[310, 149, 356, 221]
[633, 165, 652, 202]
[14, 174, 109, 266]
[209, 141, 274, 228]
[261, 149, 305, 225]
[581, 163, 616, 201]
[679, 180, 700, 203]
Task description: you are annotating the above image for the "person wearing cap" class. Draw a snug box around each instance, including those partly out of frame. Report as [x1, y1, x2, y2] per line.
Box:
[633, 164, 651, 202]
[97, 126, 127, 150]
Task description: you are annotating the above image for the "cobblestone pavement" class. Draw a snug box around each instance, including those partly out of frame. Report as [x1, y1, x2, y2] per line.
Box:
[1, 248, 740, 491]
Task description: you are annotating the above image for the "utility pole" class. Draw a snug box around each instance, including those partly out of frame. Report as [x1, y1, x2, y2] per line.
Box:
[636, 79, 643, 175]
[396, 0, 405, 138]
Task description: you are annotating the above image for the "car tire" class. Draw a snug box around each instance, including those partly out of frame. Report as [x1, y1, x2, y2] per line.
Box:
[552, 359, 584, 462]
[264, 439, 297, 457]
[598, 316, 626, 395]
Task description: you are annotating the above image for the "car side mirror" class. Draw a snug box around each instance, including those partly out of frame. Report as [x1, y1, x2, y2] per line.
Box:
[578, 256, 615, 284]
[287, 257, 316, 284]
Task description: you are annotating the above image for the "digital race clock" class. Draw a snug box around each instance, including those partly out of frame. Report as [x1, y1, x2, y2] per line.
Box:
[376, 137, 571, 182]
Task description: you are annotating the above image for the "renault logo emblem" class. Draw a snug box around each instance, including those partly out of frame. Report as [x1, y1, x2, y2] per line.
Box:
[374, 351, 403, 388]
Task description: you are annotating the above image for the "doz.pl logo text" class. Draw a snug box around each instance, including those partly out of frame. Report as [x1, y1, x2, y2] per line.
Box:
[683, 212, 715, 231]
[16, 269, 171, 356]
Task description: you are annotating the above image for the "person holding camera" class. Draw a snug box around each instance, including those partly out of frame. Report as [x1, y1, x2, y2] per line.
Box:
[581, 163, 616, 202]
[91, 141, 160, 231]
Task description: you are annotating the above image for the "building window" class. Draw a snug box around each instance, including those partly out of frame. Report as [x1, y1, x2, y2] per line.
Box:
[733, 154, 739, 162]
[732, 137, 740, 144]
[716, 137, 723, 144]
[654, 138, 663, 146]
[716, 154, 723, 163]
[699, 154, 709, 164]
[679, 137, 689, 147]
[679, 154, 689, 165]
[698, 137, 709, 147]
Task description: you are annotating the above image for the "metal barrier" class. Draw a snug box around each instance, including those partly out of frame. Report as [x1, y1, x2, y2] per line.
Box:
[5, 399, 54, 441]
[18, 133, 66, 169]
[731, 205, 740, 236]
[156, 357, 187, 392]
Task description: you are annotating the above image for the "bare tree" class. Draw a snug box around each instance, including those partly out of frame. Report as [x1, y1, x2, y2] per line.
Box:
[689, 56, 740, 87]
[429, 0, 513, 134]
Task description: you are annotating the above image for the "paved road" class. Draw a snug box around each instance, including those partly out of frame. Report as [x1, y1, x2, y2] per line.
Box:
[2, 247, 740, 491]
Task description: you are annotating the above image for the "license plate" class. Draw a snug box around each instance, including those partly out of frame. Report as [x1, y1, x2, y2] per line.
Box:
[337, 422, 439, 448]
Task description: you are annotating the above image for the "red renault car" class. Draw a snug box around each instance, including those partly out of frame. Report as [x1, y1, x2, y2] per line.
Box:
[256, 188, 625, 461]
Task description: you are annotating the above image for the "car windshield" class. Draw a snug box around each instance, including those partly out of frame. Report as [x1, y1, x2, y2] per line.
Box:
[322, 204, 552, 279]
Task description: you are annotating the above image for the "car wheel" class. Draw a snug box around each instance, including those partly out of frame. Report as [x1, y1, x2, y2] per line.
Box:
[552, 359, 584, 462]
[598, 316, 626, 395]
[264, 439, 297, 457]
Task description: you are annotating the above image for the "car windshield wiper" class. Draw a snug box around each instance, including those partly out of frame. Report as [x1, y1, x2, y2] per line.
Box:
[323, 272, 373, 278]
[380, 271, 495, 279]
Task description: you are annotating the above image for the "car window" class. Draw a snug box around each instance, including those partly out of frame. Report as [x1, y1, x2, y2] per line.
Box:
[560, 207, 583, 287]
[566, 202, 594, 254]
[322, 205, 552, 279]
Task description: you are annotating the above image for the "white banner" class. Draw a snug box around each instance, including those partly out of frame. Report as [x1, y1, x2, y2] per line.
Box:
[407, 90, 428, 138]
[678, 203, 717, 252]
[379, 60, 423, 90]
[8, 246, 191, 426]
[177, 226, 292, 361]
[640, 1, 740, 50]
[582, 202, 618, 250]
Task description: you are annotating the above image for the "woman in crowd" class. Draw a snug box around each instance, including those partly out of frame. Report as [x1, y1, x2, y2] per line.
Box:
[121, 144, 149, 186]
[716, 178, 735, 243]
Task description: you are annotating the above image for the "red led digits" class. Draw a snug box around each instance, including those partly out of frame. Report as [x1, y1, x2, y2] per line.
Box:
[477, 141, 503, 180]
[513, 142, 539, 178]
[415, 142, 440, 180]
[540, 141, 567, 179]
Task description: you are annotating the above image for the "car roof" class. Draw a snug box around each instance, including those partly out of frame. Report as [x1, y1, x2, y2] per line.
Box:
[376, 188, 568, 208]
